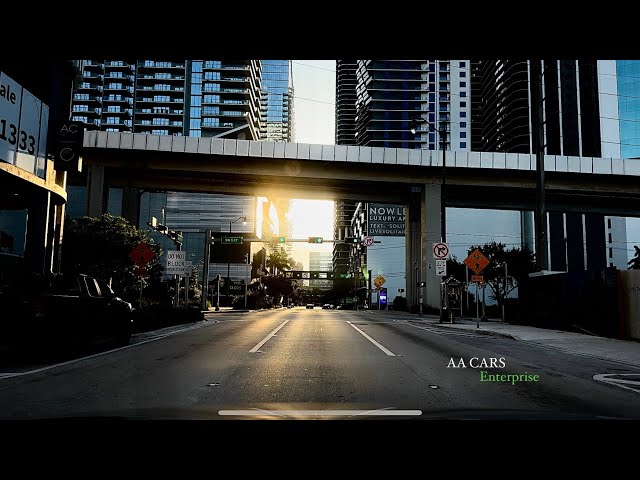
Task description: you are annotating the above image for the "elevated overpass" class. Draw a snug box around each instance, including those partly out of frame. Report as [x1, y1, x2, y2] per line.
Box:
[78, 131, 640, 307]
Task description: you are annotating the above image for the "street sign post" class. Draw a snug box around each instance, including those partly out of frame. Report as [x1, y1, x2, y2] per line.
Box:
[363, 236, 374, 247]
[471, 275, 484, 283]
[221, 236, 243, 245]
[435, 259, 447, 276]
[432, 242, 450, 259]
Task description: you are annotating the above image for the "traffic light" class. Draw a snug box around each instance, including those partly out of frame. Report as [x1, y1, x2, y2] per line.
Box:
[277, 237, 286, 243]
[168, 230, 183, 246]
[344, 237, 359, 244]
[308, 237, 323, 244]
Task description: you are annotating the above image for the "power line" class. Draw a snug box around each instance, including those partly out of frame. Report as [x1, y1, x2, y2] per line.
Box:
[292, 61, 336, 72]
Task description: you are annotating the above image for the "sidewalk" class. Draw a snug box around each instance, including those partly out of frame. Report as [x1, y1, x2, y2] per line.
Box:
[374, 310, 640, 369]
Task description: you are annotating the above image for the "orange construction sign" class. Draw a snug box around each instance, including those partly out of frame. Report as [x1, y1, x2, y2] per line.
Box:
[464, 249, 490, 274]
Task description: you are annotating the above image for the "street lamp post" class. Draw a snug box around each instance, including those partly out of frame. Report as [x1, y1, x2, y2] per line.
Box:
[411, 118, 447, 321]
[227, 216, 247, 305]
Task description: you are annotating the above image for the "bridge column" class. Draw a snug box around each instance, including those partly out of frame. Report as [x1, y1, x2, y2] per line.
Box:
[585, 213, 606, 271]
[121, 186, 141, 227]
[405, 186, 423, 308]
[86, 165, 107, 218]
[424, 181, 442, 309]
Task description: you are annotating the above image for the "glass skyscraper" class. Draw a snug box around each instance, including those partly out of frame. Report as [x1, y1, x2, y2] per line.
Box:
[617, 61, 640, 159]
[260, 60, 294, 142]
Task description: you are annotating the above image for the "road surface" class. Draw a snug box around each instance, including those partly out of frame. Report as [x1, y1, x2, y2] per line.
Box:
[0, 307, 638, 420]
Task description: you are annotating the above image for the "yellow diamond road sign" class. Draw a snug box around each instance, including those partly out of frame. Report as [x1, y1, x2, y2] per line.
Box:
[374, 275, 386, 289]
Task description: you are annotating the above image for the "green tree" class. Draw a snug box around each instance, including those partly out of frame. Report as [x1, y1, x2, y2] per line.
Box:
[61, 214, 162, 302]
[628, 246, 640, 270]
[465, 241, 536, 309]
[266, 248, 292, 275]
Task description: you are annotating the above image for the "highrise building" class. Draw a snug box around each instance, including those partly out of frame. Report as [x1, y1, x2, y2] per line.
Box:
[72, 60, 262, 140]
[471, 60, 627, 270]
[260, 60, 294, 142]
[335, 61, 357, 145]
[616, 60, 640, 264]
[309, 251, 333, 289]
[353, 60, 470, 150]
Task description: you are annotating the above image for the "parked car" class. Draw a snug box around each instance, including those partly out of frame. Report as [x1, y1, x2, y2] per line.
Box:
[3, 273, 134, 352]
[306, 303, 314, 309]
[322, 304, 331, 309]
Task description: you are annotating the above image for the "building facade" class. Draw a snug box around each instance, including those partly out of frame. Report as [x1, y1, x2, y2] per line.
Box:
[72, 60, 262, 140]
[471, 60, 627, 270]
[309, 251, 333, 289]
[0, 61, 78, 284]
[260, 60, 294, 142]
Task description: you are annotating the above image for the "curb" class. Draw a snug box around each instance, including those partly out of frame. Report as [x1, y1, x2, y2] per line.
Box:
[406, 320, 519, 340]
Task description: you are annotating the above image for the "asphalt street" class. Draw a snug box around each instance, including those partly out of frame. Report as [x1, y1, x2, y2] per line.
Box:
[0, 307, 639, 420]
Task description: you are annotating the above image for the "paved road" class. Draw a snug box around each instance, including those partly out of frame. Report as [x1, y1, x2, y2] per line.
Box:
[0, 307, 639, 420]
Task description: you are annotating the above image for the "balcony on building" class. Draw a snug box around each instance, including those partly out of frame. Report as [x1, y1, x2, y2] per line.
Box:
[104, 61, 135, 73]
[138, 61, 185, 70]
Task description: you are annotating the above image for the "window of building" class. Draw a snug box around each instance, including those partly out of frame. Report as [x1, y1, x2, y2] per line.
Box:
[106, 117, 119, 124]
[460, 131, 466, 138]
[460, 121, 467, 128]
[460, 71, 466, 77]
[110, 72, 123, 78]
[608, 233, 612, 243]
[460, 111, 467, 117]
[460, 91, 466, 97]
[429, 73, 435, 83]
[151, 129, 169, 135]
[607, 218, 612, 228]
[459, 61, 466, 68]
[460, 142, 467, 148]
[107, 105, 121, 112]
[155, 73, 170, 79]
[204, 72, 220, 80]
[460, 102, 466, 108]
[140, 120, 151, 125]
[609, 248, 613, 258]
[154, 96, 170, 102]
[106, 128, 119, 132]
[153, 118, 169, 126]
[72, 115, 88, 122]
[74, 104, 89, 111]
[108, 83, 123, 89]
[429, 93, 435, 102]
[460, 81, 466, 88]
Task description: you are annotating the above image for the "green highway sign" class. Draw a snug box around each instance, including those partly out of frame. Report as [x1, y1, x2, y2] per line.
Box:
[221, 236, 243, 245]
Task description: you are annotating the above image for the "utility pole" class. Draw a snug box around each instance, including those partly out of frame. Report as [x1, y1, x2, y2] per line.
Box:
[201, 229, 211, 311]
[244, 252, 249, 308]
[216, 274, 220, 312]
[534, 61, 548, 272]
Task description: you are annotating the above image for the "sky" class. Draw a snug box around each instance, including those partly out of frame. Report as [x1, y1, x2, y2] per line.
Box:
[286, 60, 639, 267]
[286, 61, 337, 269]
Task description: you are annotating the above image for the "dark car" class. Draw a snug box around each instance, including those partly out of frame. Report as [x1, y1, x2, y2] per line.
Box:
[3, 273, 133, 352]
[306, 303, 314, 309]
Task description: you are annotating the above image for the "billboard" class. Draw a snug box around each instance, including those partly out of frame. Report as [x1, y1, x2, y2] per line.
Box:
[368, 203, 406, 236]
[0, 71, 49, 179]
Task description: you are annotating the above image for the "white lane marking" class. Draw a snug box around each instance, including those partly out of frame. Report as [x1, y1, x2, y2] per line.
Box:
[218, 409, 422, 417]
[593, 374, 640, 394]
[346, 321, 396, 356]
[0, 321, 210, 381]
[249, 319, 290, 353]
